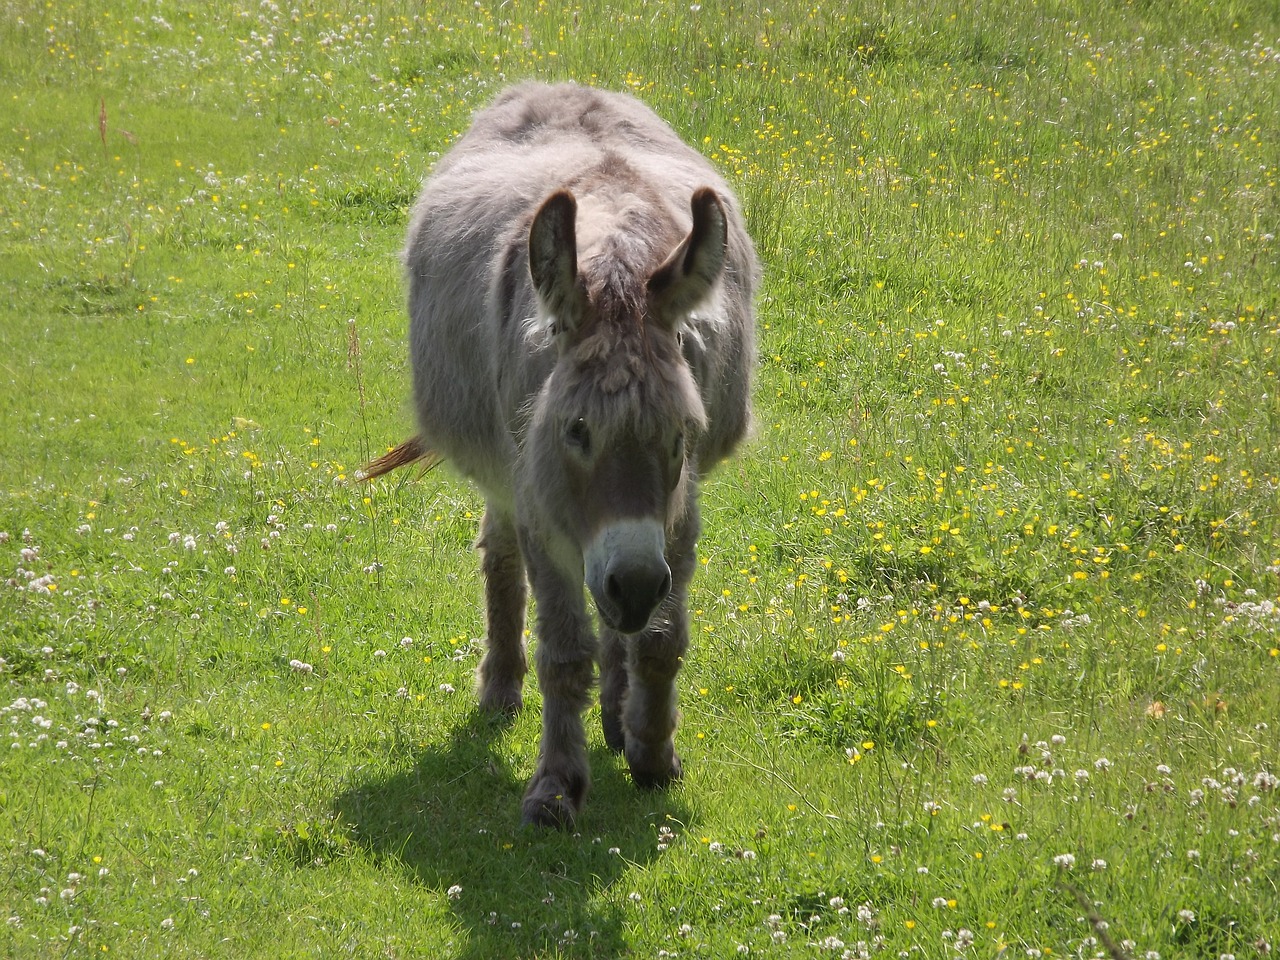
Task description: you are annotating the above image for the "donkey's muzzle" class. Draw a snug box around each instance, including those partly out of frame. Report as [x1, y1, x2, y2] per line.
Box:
[586, 519, 671, 635]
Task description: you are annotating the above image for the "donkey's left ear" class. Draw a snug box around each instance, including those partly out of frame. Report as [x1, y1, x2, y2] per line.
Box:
[648, 188, 727, 321]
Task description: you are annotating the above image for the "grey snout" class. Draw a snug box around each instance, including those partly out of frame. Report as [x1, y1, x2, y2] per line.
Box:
[586, 519, 671, 634]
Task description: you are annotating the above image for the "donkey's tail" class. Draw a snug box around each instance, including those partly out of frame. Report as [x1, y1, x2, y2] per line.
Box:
[356, 436, 443, 482]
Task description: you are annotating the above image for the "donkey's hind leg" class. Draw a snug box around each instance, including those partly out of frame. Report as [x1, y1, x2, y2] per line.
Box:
[622, 501, 699, 789]
[600, 629, 628, 754]
[475, 506, 528, 714]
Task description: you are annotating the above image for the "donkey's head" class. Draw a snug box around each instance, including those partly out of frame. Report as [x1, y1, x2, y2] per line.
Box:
[523, 187, 728, 634]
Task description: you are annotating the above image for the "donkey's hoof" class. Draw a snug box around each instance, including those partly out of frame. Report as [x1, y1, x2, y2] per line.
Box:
[521, 771, 587, 829]
[478, 685, 524, 716]
[521, 796, 577, 829]
[601, 712, 626, 755]
[628, 748, 683, 791]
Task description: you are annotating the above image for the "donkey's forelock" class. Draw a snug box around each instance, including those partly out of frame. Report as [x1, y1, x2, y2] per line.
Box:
[557, 321, 708, 434]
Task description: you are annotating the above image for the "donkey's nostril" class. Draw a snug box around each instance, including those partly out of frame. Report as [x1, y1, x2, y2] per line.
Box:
[603, 558, 672, 633]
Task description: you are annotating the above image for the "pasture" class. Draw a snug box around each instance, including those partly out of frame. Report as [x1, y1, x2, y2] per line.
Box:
[2, 0, 1278, 956]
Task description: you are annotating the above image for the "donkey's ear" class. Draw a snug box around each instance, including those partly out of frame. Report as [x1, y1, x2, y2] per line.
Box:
[529, 191, 588, 336]
[648, 187, 728, 321]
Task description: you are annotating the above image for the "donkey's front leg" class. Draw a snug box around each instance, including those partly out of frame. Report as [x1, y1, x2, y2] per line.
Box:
[621, 504, 698, 789]
[521, 539, 596, 828]
[620, 598, 689, 789]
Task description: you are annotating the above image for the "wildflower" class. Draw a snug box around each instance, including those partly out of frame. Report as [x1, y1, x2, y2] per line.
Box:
[1052, 853, 1075, 869]
[1177, 909, 1195, 923]
[289, 660, 313, 674]
[446, 884, 462, 900]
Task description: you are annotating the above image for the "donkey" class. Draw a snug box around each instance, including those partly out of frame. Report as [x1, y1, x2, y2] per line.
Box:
[362, 82, 758, 827]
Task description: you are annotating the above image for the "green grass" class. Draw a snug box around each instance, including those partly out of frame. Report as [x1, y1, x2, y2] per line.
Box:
[2, 0, 1279, 957]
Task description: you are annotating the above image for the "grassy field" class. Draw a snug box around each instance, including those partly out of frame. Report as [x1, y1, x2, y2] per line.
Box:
[2, 0, 1279, 956]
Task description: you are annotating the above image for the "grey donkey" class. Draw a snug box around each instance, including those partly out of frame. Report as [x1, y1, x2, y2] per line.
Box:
[361, 82, 758, 827]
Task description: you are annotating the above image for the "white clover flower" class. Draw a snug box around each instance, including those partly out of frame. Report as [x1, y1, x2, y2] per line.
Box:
[1177, 909, 1195, 923]
[1052, 853, 1075, 869]
[446, 884, 462, 901]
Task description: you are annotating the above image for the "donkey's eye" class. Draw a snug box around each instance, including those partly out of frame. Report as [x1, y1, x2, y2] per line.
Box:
[565, 418, 591, 453]
[672, 431, 685, 462]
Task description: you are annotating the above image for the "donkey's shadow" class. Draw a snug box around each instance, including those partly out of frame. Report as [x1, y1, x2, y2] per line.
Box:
[333, 708, 692, 957]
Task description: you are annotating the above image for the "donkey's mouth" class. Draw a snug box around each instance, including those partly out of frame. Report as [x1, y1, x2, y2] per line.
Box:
[593, 592, 667, 635]
[585, 519, 672, 635]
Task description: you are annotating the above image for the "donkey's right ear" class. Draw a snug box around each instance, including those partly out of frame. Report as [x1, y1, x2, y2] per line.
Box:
[529, 191, 588, 337]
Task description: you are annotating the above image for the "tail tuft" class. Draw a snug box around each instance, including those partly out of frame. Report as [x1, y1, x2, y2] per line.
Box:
[356, 437, 442, 482]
